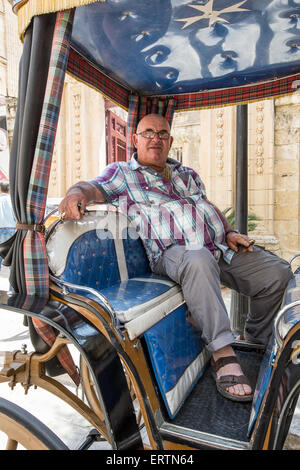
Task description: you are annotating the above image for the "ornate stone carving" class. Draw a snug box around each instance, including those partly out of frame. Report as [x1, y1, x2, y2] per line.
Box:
[6, 96, 17, 148]
[73, 92, 81, 180]
[216, 109, 224, 176]
[255, 102, 264, 175]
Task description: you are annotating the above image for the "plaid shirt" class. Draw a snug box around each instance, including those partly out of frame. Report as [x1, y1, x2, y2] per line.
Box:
[91, 155, 234, 269]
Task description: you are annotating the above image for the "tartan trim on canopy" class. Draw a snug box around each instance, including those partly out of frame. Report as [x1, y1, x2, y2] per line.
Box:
[23, 9, 80, 386]
[66, 45, 300, 112]
[67, 47, 129, 110]
[173, 73, 300, 111]
[126, 95, 177, 160]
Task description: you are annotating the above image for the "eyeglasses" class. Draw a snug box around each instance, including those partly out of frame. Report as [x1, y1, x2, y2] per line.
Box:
[136, 129, 171, 140]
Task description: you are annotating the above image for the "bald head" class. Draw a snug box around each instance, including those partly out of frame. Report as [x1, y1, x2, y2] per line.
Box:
[133, 114, 173, 172]
[136, 114, 171, 134]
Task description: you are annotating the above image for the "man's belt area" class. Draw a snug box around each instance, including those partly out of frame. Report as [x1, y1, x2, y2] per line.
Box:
[16, 223, 45, 234]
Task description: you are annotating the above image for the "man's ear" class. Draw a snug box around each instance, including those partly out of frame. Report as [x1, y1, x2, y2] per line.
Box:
[132, 133, 138, 148]
[169, 136, 174, 150]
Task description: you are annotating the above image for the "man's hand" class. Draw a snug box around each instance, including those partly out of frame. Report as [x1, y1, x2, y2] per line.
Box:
[226, 232, 255, 253]
[58, 182, 105, 220]
[58, 190, 87, 220]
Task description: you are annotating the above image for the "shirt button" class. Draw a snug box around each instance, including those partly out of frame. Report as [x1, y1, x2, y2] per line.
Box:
[145, 186, 149, 190]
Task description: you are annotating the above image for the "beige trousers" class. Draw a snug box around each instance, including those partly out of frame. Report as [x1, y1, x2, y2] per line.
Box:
[153, 245, 292, 352]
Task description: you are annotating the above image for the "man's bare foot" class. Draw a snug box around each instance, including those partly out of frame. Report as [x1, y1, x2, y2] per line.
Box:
[212, 345, 252, 399]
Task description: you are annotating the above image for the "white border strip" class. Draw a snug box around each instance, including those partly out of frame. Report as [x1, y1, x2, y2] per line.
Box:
[124, 290, 184, 339]
[131, 277, 176, 287]
[165, 349, 210, 416]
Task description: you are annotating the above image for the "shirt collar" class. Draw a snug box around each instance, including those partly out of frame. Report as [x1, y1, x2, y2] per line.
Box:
[129, 152, 182, 171]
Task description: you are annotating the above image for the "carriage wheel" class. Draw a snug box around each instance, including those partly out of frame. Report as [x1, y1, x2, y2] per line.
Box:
[0, 397, 68, 450]
[79, 356, 144, 432]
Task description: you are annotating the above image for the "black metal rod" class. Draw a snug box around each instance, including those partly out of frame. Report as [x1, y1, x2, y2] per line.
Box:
[230, 104, 250, 335]
[77, 429, 105, 451]
[235, 104, 248, 234]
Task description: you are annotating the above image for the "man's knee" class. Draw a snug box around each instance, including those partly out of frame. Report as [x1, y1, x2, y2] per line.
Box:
[252, 253, 293, 300]
[179, 247, 219, 281]
[260, 249, 292, 283]
[271, 259, 293, 292]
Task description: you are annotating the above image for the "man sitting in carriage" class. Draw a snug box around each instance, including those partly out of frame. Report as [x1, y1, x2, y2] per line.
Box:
[59, 113, 292, 403]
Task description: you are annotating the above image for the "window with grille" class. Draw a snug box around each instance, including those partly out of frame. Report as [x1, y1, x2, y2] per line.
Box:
[106, 109, 127, 164]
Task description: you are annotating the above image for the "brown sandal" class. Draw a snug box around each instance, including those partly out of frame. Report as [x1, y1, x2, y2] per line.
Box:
[211, 356, 253, 403]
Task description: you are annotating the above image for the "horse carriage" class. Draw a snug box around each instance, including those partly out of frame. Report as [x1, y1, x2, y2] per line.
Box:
[0, 0, 299, 451]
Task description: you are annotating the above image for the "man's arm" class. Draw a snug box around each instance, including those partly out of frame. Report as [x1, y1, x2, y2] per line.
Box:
[58, 181, 106, 220]
[206, 199, 254, 253]
[207, 201, 232, 234]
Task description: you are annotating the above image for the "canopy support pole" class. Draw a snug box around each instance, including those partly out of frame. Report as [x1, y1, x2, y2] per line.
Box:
[230, 104, 250, 335]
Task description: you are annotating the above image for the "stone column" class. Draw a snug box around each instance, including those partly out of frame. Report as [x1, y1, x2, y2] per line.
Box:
[274, 94, 300, 268]
[248, 100, 280, 254]
[48, 76, 106, 198]
[0, 2, 7, 99]
[172, 108, 235, 211]
[5, 96, 17, 149]
[1, 1, 22, 154]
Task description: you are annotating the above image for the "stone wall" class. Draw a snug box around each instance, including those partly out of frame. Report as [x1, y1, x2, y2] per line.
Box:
[171, 107, 235, 212]
[0, 1, 7, 98]
[274, 94, 300, 268]
[1, 1, 22, 147]
[171, 98, 300, 263]
[248, 100, 281, 256]
[48, 75, 106, 197]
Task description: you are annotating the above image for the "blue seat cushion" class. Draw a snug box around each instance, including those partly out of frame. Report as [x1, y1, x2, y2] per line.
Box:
[144, 305, 210, 419]
[60, 230, 121, 289]
[70, 272, 184, 328]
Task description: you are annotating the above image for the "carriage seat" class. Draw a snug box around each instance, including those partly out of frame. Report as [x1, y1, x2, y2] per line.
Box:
[46, 206, 184, 339]
[46, 206, 210, 418]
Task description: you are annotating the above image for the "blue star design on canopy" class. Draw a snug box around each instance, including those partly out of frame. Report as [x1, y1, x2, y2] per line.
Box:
[176, 0, 250, 28]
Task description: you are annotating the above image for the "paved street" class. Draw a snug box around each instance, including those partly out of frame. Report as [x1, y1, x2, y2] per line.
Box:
[0, 266, 110, 450]
[0, 265, 299, 450]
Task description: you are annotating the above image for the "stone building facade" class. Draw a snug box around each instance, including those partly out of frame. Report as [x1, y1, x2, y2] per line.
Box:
[170, 96, 300, 265]
[0, 0, 22, 149]
[273, 94, 300, 265]
[1, 0, 299, 266]
[49, 75, 107, 198]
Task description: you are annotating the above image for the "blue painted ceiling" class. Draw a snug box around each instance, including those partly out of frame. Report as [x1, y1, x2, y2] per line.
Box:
[70, 0, 300, 95]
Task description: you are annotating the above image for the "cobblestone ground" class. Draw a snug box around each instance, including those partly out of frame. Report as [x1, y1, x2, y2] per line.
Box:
[284, 434, 300, 450]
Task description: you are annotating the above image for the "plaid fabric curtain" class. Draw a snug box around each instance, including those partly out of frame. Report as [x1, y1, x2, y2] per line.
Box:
[8, 10, 80, 386]
[27, 10, 80, 386]
[126, 95, 177, 160]
[24, 10, 74, 296]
